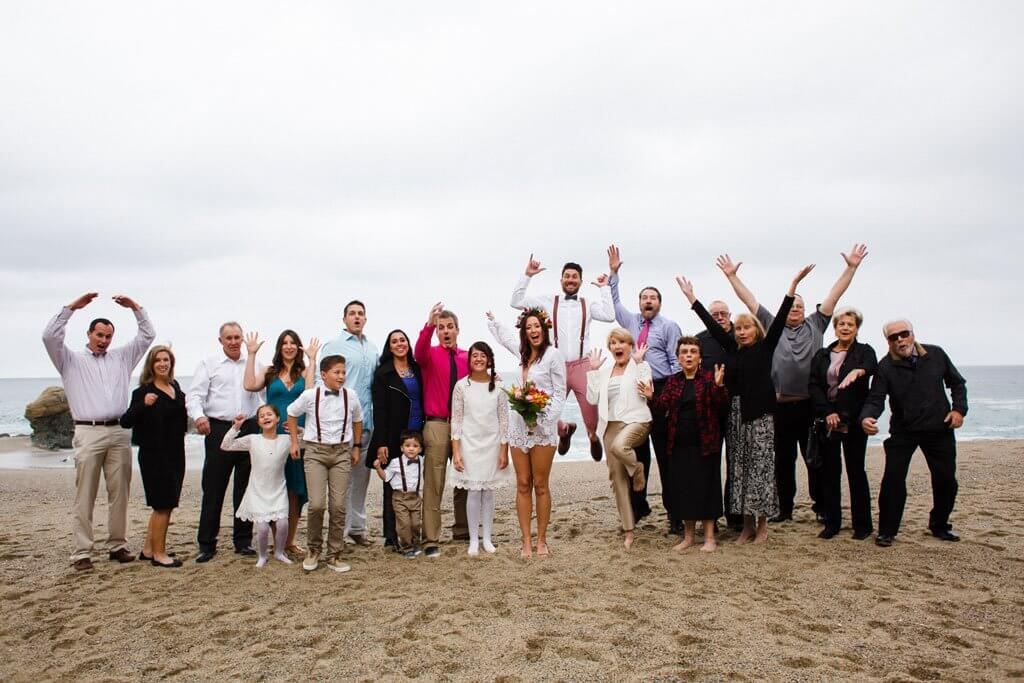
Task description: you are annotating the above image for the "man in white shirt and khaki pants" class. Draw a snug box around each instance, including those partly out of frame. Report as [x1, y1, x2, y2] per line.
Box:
[510, 255, 616, 461]
[42, 292, 155, 571]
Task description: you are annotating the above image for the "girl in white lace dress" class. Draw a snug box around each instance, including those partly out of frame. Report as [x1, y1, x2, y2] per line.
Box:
[450, 341, 512, 556]
[487, 308, 566, 558]
[222, 406, 294, 568]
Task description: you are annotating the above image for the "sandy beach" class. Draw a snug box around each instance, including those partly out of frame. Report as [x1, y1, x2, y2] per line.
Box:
[1, 438, 1022, 682]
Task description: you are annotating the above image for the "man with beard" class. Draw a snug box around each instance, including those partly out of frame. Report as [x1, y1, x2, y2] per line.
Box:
[607, 245, 682, 531]
[861, 319, 967, 547]
[509, 254, 616, 461]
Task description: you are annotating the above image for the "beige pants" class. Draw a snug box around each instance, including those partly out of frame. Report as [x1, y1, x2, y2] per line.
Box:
[422, 421, 469, 548]
[303, 441, 351, 559]
[603, 421, 650, 532]
[392, 490, 422, 550]
[70, 425, 133, 561]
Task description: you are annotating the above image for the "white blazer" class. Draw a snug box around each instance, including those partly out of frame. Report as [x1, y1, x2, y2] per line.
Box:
[586, 359, 653, 440]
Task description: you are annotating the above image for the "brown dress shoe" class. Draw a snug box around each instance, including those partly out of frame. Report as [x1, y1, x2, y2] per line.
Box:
[72, 558, 94, 571]
[348, 534, 372, 547]
[557, 423, 577, 455]
[108, 548, 136, 563]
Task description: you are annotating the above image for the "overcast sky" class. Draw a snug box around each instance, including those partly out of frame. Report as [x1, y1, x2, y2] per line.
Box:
[2, 2, 1020, 378]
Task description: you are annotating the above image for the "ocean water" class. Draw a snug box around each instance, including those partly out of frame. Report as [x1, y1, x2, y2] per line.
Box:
[1, 366, 1021, 466]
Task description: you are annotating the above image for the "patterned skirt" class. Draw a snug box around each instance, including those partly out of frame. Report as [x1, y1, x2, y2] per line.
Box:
[726, 396, 779, 518]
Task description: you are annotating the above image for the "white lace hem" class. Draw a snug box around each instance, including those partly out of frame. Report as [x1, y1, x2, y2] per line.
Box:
[447, 475, 512, 491]
[236, 507, 289, 523]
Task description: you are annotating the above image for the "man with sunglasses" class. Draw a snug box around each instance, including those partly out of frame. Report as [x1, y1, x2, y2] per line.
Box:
[860, 320, 967, 548]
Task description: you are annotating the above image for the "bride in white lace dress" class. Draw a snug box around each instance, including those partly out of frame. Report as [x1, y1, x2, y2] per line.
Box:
[487, 308, 566, 558]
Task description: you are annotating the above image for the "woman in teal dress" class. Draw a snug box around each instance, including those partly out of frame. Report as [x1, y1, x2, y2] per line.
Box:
[244, 328, 319, 557]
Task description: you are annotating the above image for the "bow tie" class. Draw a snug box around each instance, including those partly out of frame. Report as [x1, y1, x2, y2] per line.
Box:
[564, 294, 578, 301]
[325, 389, 340, 396]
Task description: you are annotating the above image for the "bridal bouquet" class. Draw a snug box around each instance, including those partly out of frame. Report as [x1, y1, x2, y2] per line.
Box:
[504, 381, 552, 430]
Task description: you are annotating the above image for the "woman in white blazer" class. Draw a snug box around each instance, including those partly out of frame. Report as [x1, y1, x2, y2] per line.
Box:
[586, 327, 653, 549]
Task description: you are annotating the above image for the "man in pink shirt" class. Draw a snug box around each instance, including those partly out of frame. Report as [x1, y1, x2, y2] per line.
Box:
[414, 302, 470, 557]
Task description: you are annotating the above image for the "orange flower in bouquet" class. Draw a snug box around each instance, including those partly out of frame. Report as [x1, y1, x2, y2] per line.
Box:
[504, 380, 551, 430]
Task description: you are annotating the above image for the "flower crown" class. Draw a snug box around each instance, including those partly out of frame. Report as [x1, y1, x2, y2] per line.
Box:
[516, 307, 553, 329]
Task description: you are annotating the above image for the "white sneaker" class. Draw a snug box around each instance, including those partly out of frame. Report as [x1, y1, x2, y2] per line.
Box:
[302, 551, 320, 571]
[482, 540, 497, 554]
[274, 553, 293, 565]
[326, 557, 351, 573]
[467, 545, 479, 557]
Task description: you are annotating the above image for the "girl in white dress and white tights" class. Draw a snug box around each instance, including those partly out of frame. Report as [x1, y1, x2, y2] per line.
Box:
[222, 405, 295, 568]
[450, 342, 512, 556]
[487, 308, 567, 558]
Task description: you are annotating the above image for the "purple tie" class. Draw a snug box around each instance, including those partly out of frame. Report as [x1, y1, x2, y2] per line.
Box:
[637, 319, 651, 348]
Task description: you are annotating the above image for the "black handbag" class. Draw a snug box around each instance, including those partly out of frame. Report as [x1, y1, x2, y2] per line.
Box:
[805, 418, 828, 470]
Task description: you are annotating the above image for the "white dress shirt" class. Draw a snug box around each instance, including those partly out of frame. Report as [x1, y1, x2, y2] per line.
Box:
[186, 354, 265, 422]
[42, 306, 156, 421]
[509, 275, 616, 362]
[288, 386, 363, 444]
[383, 455, 421, 492]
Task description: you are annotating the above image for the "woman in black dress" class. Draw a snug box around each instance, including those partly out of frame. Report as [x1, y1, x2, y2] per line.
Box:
[808, 307, 877, 540]
[369, 330, 425, 550]
[120, 345, 187, 567]
[646, 336, 728, 552]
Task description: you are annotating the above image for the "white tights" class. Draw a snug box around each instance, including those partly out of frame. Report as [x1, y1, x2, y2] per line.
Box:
[256, 519, 292, 568]
[465, 489, 496, 555]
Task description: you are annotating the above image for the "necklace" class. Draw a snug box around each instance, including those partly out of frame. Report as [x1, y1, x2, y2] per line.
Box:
[396, 366, 413, 378]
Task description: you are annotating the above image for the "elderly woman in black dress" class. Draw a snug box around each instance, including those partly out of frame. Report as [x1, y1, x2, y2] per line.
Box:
[644, 336, 728, 552]
[120, 345, 187, 567]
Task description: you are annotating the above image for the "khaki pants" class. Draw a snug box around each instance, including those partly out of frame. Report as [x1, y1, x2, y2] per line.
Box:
[603, 421, 650, 532]
[303, 441, 351, 559]
[422, 421, 468, 548]
[392, 490, 422, 550]
[70, 425, 133, 561]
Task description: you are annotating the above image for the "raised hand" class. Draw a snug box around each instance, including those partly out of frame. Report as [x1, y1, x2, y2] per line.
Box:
[427, 302, 444, 327]
[714, 364, 725, 387]
[232, 414, 246, 430]
[607, 245, 623, 273]
[675, 276, 696, 305]
[245, 331, 263, 356]
[303, 336, 321, 362]
[842, 243, 869, 268]
[143, 392, 158, 407]
[485, 310, 495, 322]
[794, 263, 815, 284]
[111, 294, 141, 311]
[68, 293, 99, 310]
[716, 254, 742, 278]
[638, 379, 654, 400]
[632, 343, 649, 363]
[587, 348, 606, 371]
[525, 253, 545, 277]
[591, 273, 609, 288]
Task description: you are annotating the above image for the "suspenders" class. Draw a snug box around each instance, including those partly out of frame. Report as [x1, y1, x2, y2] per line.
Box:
[552, 295, 587, 358]
[397, 456, 421, 493]
[314, 387, 349, 443]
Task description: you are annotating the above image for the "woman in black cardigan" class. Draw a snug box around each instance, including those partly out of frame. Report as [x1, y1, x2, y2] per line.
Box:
[676, 264, 813, 544]
[808, 307, 877, 540]
[369, 329, 425, 550]
[120, 345, 187, 567]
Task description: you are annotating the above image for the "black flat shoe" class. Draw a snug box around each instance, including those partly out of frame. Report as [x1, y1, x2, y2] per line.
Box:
[817, 527, 840, 540]
[875, 534, 894, 547]
[815, 513, 830, 525]
[234, 547, 257, 556]
[195, 551, 216, 563]
[852, 529, 872, 541]
[931, 529, 960, 542]
[138, 550, 177, 561]
[151, 558, 183, 568]
[768, 514, 792, 524]
[590, 439, 603, 462]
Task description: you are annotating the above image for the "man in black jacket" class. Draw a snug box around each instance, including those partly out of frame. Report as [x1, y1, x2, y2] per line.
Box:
[860, 319, 967, 547]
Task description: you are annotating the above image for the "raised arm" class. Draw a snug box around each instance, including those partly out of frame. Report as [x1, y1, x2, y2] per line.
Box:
[243, 332, 266, 392]
[764, 265, 813, 349]
[607, 244, 637, 327]
[42, 293, 98, 373]
[220, 418, 253, 451]
[111, 295, 155, 367]
[820, 244, 868, 316]
[510, 255, 549, 310]
[587, 274, 617, 322]
[414, 303, 444, 367]
[716, 255, 759, 314]
[585, 348, 606, 406]
[676, 276, 736, 351]
[302, 337, 320, 388]
[486, 313, 520, 358]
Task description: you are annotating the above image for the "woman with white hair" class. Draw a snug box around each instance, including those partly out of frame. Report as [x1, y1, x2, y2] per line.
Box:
[808, 308, 878, 540]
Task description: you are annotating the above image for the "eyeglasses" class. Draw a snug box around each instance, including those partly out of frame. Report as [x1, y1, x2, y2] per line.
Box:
[886, 330, 912, 343]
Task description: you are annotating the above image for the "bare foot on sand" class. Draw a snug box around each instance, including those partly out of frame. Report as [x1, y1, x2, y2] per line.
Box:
[521, 541, 532, 559]
[700, 539, 717, 553]
[673, 537, 694, 552]
[536, 540, 550, 556]
[734, 530, 753, 545]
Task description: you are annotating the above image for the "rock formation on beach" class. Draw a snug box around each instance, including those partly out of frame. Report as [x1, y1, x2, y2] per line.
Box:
[24, 386, 73, 450]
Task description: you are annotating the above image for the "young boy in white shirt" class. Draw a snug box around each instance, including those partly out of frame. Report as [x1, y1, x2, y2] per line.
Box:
[287, 355, 362, 573]
[374, 430, 423, 559]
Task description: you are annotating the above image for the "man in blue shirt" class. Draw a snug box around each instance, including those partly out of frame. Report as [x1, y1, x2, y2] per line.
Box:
[317, 300, 379, 546]
[607, 245, 683, 531]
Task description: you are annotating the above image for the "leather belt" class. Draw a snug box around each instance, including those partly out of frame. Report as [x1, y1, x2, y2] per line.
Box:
[425, 416, 450, 423]
[74, 419, 120, 427]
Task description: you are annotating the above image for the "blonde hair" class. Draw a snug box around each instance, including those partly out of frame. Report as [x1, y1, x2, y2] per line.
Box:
[834, 307, 864, 328]
[733, 313, 766, 346]
[140, 345, 175, 385]
[606, 327, 635, 348]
